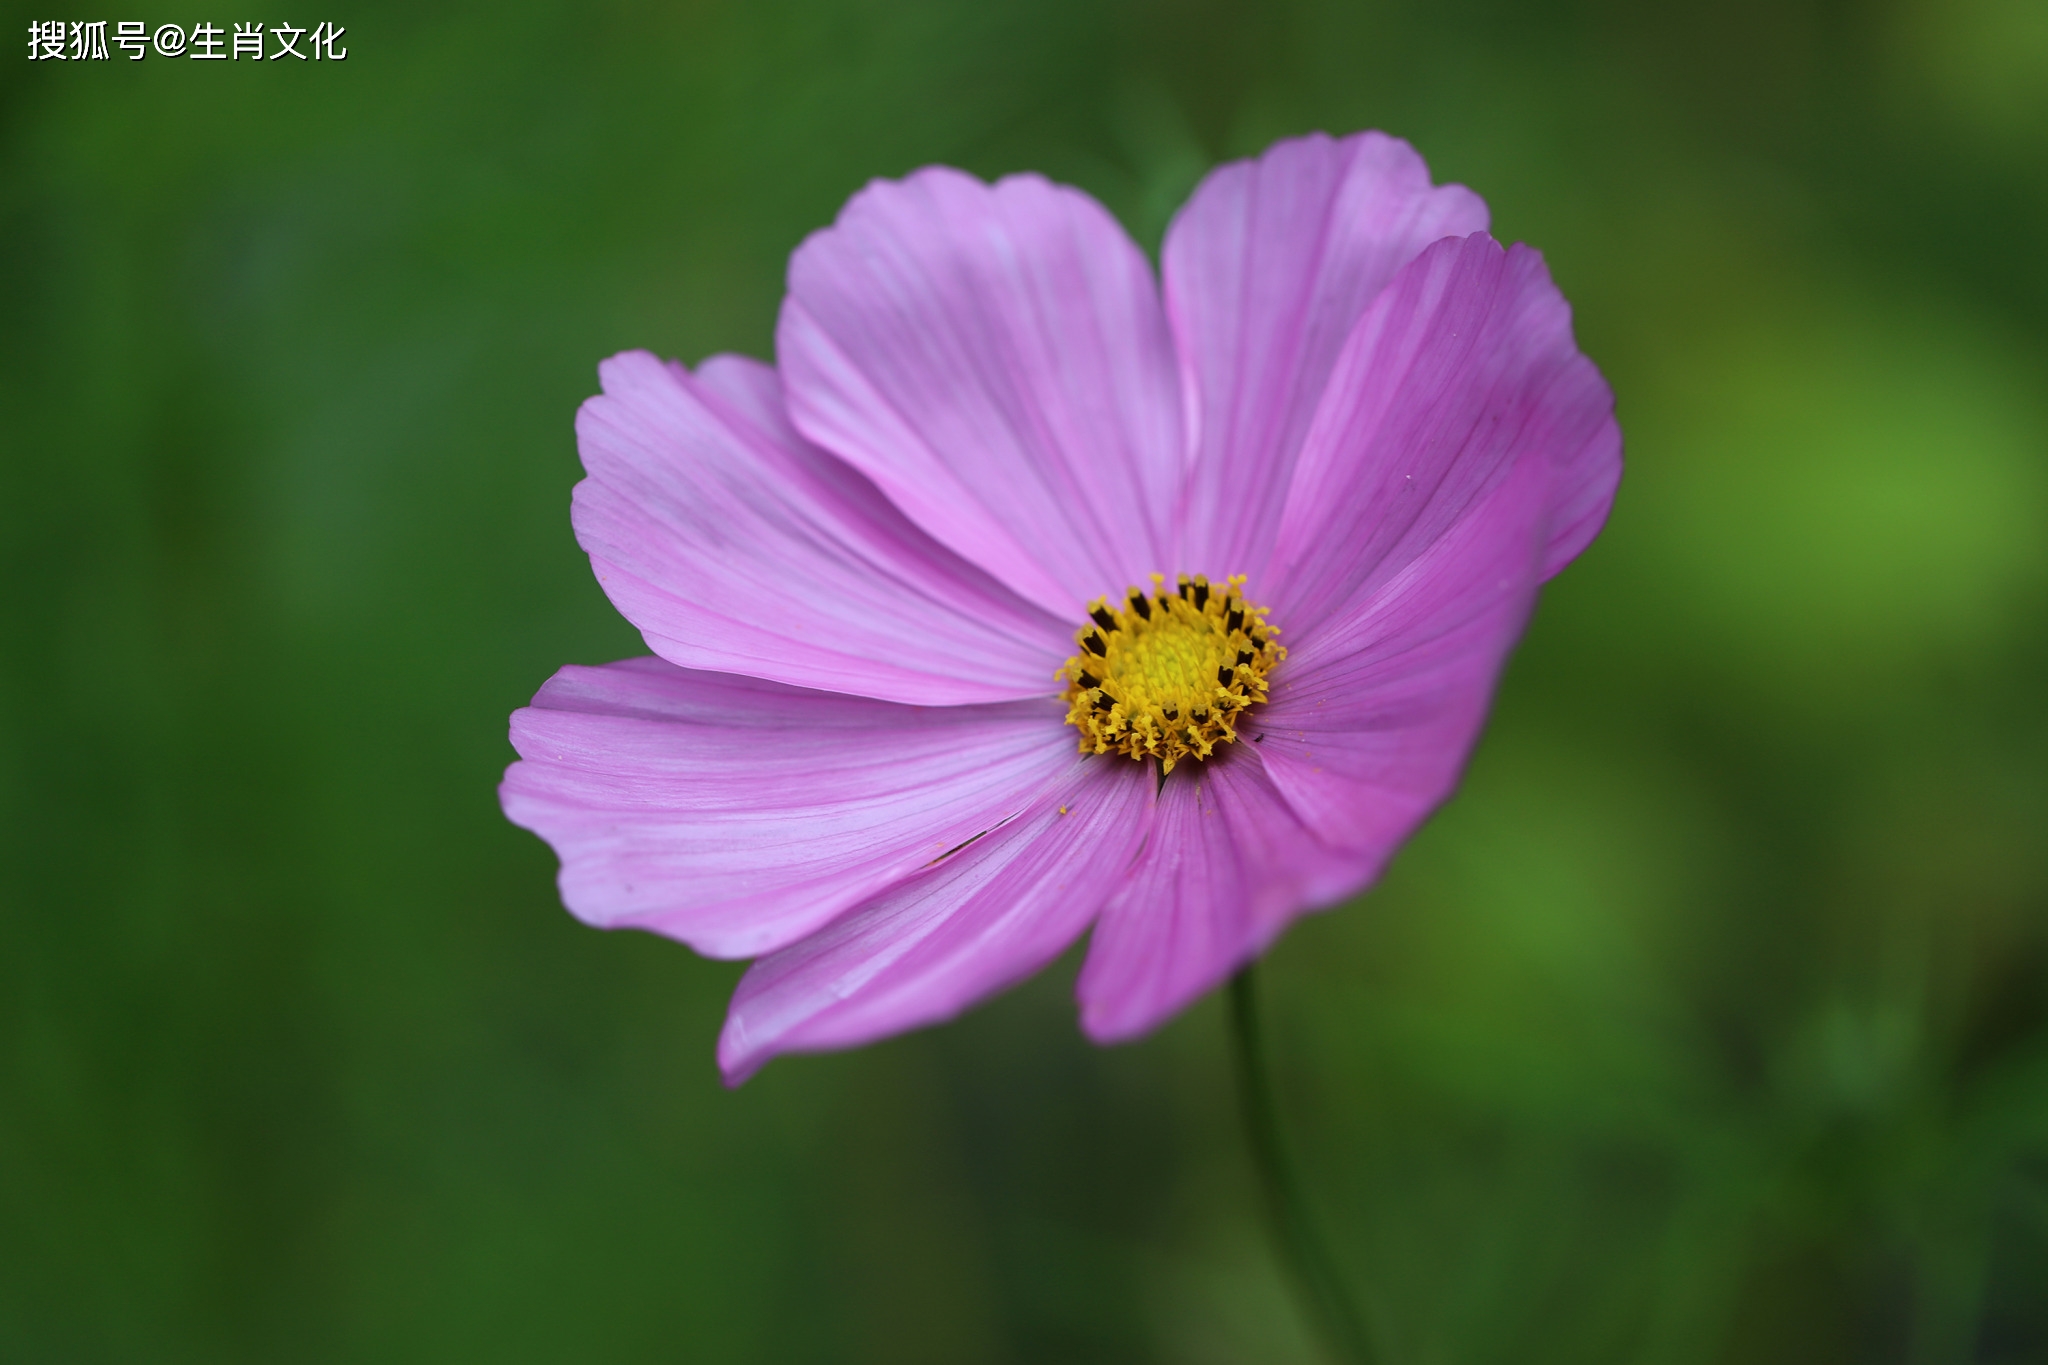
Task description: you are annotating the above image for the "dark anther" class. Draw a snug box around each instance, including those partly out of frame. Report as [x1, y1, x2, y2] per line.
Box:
[1237, 650, 1254, 667]
[1083, 632, 1107, 656]
[1192, 708, 1209, 722]
[1176, 577, 1190, 599]
[1130, 592, 1152, 621]
[1163, 706, 1178, 721]
[1218, 666, 1235, 686]
[1076, 670, 1100, 689]
[1250, 637, 1265, 652]
[1225, 607, 1244, 633]
[1093, 692, 1115, 712]
[1089, 605, 1118, 632]
[1193, 581, 1210, 611]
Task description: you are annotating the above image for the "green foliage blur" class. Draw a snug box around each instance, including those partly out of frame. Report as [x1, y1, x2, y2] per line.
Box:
[4, 0, 2046, 1360]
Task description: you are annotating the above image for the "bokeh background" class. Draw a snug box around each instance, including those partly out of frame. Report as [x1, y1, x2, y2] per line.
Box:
[5, 0, 2047, 1360]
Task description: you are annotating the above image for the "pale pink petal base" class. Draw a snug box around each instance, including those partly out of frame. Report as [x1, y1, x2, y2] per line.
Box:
[502, 658, 1076, 959]
[1077, 748, 1365, 1043]
[719, 755, 1154, 1084]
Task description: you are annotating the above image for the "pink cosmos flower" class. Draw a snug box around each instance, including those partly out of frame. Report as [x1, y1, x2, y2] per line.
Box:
[500, 131, 1621, 1085]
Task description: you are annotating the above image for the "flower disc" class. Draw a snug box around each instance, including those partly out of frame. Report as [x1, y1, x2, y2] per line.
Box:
[1058, 574, 1284, 774]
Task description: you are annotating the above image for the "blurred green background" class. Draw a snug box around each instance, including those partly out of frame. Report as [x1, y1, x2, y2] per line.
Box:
[5, 0, 2047, 1360]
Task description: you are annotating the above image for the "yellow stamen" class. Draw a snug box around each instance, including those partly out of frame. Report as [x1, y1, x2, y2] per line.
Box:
[1057, 573, 1285, 775]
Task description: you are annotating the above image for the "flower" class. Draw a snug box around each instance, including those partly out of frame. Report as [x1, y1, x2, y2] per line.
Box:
[500, 131, 1621, 1085]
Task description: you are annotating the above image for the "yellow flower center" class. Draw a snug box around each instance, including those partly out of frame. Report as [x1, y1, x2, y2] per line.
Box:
[1058, 574, 1286, 775]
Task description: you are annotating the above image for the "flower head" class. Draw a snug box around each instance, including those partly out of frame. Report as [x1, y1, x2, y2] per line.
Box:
[500, 131, 1622, 1084]
[1059, 572, 1285, 773]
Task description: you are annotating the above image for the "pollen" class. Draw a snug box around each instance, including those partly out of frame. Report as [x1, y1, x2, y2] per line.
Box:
[1057, 574, 1286, 775]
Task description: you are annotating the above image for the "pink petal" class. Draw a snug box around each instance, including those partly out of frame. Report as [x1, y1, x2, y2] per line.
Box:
[1255, 452, 1551, 858]
[500, 657, 1077, 960]
[777, 167, 1184, 616]
[1537, 365, 1625, 580]
[1265, 233, 1621, 635]
[718, 754, 1154, 1084]
[573, 350, 1070, 705]
[1163, 131, 1490, 582]
[1081, 740, 1368, 1039]
[1076, 748, 1363, 1044]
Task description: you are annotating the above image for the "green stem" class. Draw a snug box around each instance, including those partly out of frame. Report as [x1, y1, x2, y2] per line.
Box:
[1228, 966, 1378, 1365]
